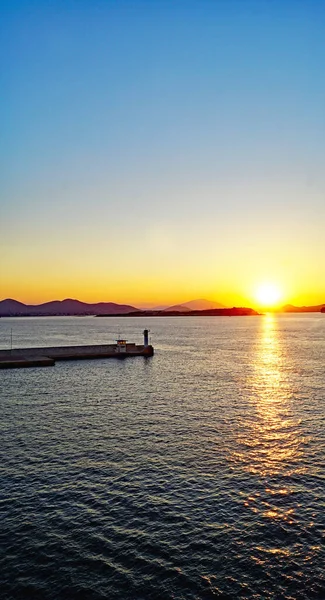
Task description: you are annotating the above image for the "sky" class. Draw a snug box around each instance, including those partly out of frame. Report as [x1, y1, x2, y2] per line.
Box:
[1, 0, 325, 308]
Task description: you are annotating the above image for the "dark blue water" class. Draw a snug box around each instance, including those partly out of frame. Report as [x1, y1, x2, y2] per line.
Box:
[1, 315, 325, 599]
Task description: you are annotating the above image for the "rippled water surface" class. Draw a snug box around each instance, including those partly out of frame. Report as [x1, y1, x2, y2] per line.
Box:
[1, 315, 325, 599]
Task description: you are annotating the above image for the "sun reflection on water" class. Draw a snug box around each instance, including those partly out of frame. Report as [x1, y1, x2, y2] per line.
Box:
[235, 313, 303, 477]
[233, 314, 305, 526]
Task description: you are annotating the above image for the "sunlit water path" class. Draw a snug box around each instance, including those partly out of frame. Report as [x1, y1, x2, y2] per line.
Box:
[1, 315, 325, 599]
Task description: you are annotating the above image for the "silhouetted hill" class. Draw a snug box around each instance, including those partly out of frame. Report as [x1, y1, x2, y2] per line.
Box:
[164, 298, 225, 312]
[183, 299, 225, 310]
[164, 304, 192, 312]
[0, 298, 138, 316]
[0, 299, 27, 313]
[279, 304, 325, 313]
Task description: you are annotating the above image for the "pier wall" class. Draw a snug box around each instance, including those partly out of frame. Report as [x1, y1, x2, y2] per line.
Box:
[0, 343, 154, 369]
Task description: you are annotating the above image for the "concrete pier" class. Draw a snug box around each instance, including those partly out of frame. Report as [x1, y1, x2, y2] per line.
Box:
[0, 343, 154, 369]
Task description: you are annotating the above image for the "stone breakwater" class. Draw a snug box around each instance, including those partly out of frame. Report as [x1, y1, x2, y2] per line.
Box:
[0, 343, 154, 369]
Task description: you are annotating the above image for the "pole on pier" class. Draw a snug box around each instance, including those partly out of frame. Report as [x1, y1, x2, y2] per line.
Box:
[143, 329, 149, 347]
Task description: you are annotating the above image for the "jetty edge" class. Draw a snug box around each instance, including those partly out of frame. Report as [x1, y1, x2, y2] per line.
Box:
[0, 330, 154, 369]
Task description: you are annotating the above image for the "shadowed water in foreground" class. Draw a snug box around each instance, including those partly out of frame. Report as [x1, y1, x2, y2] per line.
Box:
[1, 314, 325, 599]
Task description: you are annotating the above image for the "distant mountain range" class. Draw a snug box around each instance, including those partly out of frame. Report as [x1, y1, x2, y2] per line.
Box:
[0, 298, 138, 317]
[161, 300, 325, 313]
[0, 297, 226, 317]
[1, 298, 324, 317]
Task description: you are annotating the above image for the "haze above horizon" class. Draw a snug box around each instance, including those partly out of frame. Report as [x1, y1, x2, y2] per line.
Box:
[1, 0, 325, 308]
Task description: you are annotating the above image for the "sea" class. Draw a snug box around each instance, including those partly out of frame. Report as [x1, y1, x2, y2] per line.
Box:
[1, 314, 324, 600]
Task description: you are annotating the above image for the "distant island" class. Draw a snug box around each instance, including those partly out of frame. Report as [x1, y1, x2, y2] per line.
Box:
[97, 307, 259, 317]
[276, 304, 325, 313]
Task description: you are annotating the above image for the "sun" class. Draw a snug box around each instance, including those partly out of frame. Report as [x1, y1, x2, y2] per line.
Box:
[255, 283, 282, 308]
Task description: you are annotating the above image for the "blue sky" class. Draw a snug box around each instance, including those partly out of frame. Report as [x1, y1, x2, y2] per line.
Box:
[1, 0, 325, 305]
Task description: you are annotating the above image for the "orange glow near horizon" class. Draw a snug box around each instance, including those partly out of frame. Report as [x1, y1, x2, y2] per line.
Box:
[1, 245, 324, 309]
[1, 275, 324, 309]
